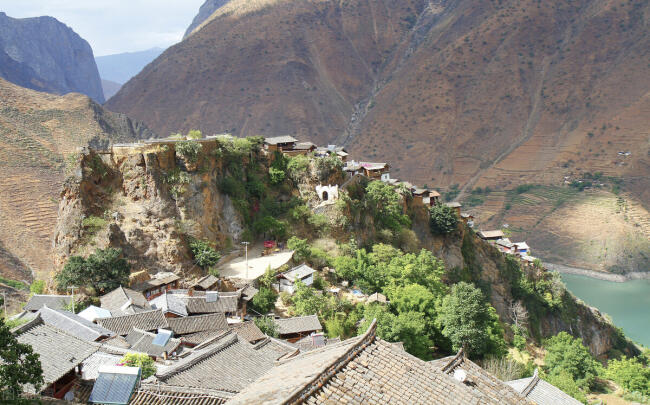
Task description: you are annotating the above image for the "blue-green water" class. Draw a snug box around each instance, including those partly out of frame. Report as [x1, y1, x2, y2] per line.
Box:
[561, 273, 650, 347]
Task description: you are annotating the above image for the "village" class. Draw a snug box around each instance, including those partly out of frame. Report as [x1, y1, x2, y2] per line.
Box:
[5, 134, 574, 405]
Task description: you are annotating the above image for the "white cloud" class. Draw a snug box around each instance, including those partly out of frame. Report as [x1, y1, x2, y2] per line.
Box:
[0, 0, 205, 55]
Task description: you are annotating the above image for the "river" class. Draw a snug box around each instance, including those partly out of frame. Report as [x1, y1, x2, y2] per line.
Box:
[560, 273, 650, 347]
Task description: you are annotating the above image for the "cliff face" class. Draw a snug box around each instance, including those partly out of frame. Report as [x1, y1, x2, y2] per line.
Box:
[0, 78, 154, 284]
[53, 141, 246, 278]
[0, 12, 104, 103]
[183, 0, 231, 39]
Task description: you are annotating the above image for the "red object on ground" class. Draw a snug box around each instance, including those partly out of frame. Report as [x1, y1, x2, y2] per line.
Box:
[264, 240, 275, 248]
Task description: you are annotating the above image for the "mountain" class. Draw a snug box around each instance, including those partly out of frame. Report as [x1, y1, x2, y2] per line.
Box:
[0, 78, 155, 284]
[0, 12, 104, 103]
[105, 0, 649, 271]
[183, 0, 231, 39]
[95, 47, 164, 85]
[101, 79, 122, 100]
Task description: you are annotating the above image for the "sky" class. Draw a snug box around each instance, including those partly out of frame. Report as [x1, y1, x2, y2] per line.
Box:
[0, 0, 205, 56]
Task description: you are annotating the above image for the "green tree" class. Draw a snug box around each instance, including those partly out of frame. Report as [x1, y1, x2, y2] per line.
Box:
[0, 318, 44, 397]
[603, 356, 650, 395]
[438, 282, 506, 357]
[186, 129, 202, 139]
[189, 239, 220, 269]
[429, 204, 458, 234]
[269, 167, 285, 185]
[120, 353, 156, 379]
[176, 140, 202, 163]
[250, 287, 278, 314]
[291, 281, 327, 316]
[56, 248, 130, 293]
[253, 216, 288, 240]
[332, 255, 357, 282]
[287, 236, 310, 262]
[254, 316, 279, 337]
[365, 181, 409, 231]
[545, 370, 588, 403]
[543, 332, 599, 390]
[287, 155, 310, 182]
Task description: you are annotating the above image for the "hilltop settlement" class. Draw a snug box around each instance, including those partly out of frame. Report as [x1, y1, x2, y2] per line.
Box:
[3, 133, 638, 404]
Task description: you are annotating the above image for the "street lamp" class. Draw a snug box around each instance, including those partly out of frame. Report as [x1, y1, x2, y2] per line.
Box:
[241, 242, 250, 279]
[67, 286, 78, 314]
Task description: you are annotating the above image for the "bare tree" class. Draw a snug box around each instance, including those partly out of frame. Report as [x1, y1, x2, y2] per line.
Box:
[509, 300, 529, 329]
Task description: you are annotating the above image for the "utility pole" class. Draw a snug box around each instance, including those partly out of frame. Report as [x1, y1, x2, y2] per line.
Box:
[67, 286, 78, 314]
[241, 242, 250, 279]
[1, 292, 6, 320]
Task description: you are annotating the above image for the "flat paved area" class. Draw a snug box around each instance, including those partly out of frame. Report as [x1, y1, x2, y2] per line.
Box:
[220, 250, 294, 280]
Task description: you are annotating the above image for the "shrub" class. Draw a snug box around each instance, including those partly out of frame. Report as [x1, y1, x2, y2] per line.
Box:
[30, 280, 45, 295]
[287, 155, 310, 182]
[287, 237, 310, 262]
[429, 204, 458, 234]
[189, 239, 220, 269]
[56, 248, 130, 293]
[164, 168, 191, 198]
[603, 356, 650, 395]
[82, 215, 107, 234]
[250, 287, 278, 314]
[176, 140, 202, 163]
[514, 184, 536, 194]
[120, 353, 156, 379]
[543, 332, 599, 390]
[186, 129, 202, 139]
[268, 167, 285, 184]
[254, 316, 279, 337]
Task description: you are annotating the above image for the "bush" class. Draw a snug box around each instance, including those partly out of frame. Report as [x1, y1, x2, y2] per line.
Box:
[268, 167, 285, 184]
[176, 140, 202, 163]
[543, 332, 599, 390]
[120, 353, 156, 379]
[287, 155, 310, 182]
[56, 248, 130, 293]
[514, 184, 536, 194]
[287, 237, 310, 262]
[186, 129, 202, 139]
[429, 204, 458, 234]
[250, 287, 278, 314]
[30, 280, 45, 295]
[603, 356, 650, 395]
[254, 316, 279, 337]
[164, 168, 192, 198]
[189, 239, 220, 269]
[82, 215, 107, 234]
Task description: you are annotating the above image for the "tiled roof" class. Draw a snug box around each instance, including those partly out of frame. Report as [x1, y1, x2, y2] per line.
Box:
[292, 333, 340, 352]
[100, 286, 150, 316]
[292, 141, 316, 150]
[193, 275, 219, 290]
[359, 162, 388, 171]
[96, 309, 169, 335]
[280, 264, 316, 282]
[180, 330, 227, 346]
[264, 136, 298, 145]
[156, 331, 275, 392]
[506, 370, 582, 405]
[150, 292, 188, 317]
[445, 201, 463, 208]
[14, 316, 98, 389]
[23, 294, 71, 311]
[131, 272, 180, 292]
[274, 315, 322, 335]
[80, 352, 124, 380]
[168, 313, 228, 335]
[229, 321, 531, 405]
[78, 305, 112, 322]
[230, 321, 266, 343]
[253, 337, 298, 360]
[38, 306, 115, 342]
[185, 294, 239, 315]
[478, 230, 505, 239]
[125, 328, 182, 357]
[240, 284, 259, 301]
[131, 384, 233, 405]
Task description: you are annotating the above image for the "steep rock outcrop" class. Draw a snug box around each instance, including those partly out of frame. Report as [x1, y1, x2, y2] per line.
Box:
[0, 12, 104, 103]
[183, 0, 231, 39]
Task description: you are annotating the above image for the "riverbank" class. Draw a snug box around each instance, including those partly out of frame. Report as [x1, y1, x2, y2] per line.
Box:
[544, 262, 650, 283]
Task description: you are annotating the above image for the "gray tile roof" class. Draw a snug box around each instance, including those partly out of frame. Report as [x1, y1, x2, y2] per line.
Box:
[274, 315, 322, 336]
[14, 316, 98, 389]
[38, 306, 115, 342]
[100, 286, 150, 316]
[230, 321, 266, 343]
[264, 135, 298, 145]
[193, 275, 219, 290]
[445, 201, 463, 208]
[252, 337, 298, 361]
[506, 370, 582, 405]
[478, 230, 505, 239]
[131, 384, 233, 405]
[180, 330, 227, 346]
[280, 263, 316, 282]
[185, 294, 239, 315]
[96, 309, 169, 335]
[240, 284, 259, 301]
[156, 331, 275, 392]
[131, 272, 181, 292]
[229, 321, 531, 405]
[125, 328, 182, 358]
[150, 292, 188, 317]
[24, 294, 72, 311]
[168, 313, 228, 335]
[80, 352, 124, 380]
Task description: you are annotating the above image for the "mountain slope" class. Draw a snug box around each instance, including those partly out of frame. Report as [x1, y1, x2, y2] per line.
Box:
[0, 12, 104, 103]
[0, 78, 155, 283]
[95, 47, 164, 85]
[183, 0, 231, 39]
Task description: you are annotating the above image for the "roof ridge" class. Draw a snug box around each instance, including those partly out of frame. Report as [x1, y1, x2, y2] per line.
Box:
[441, 347, 465, 373]
[275, 314, 319, 321]
[521, 368, 540, 397]
[283, 319, 378, 404]
[98, 308, 163, 320]
[43, 306, 111, 337]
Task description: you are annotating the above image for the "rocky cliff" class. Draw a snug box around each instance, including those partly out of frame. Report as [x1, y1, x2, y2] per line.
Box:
[183, 0, 231, 39]
[0, 12, 104, 103]
[0, 78, 154, 284]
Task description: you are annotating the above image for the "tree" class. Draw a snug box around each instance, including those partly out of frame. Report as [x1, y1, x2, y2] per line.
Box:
[253, 216, 288, 240]
[254, 316, 279, 337]
[29, 280, 45, 295]
[269, 167, 285, 185]
[0, 318, 44, 397]
[56, 248, 130, 293]
[429, 204, 458, 234]
[120, 353, 156, 379]
[189, 239, 220, 269]
[545, 370, 588, 403]
[291, 281, 327, 317]
[543, 332, 599, 390]
[175, 140, 202, 163]
[250, 287, 278, 314]
[186, 129, 202, 139]
[603, 356, 650, 395]
[332, 255, 358, 282]
[287, 236, 310, 262]
[365, 181, 409, 231]
[437, 282, 506, 357]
